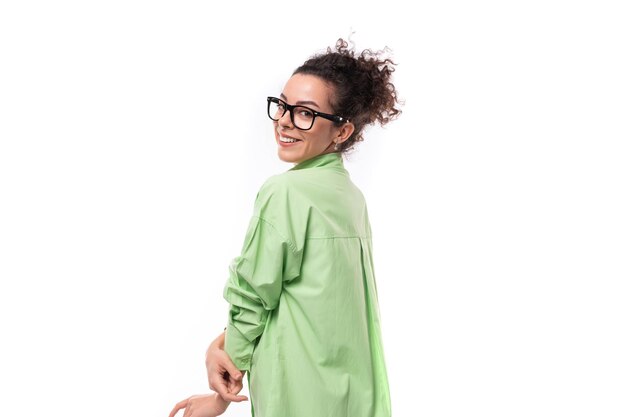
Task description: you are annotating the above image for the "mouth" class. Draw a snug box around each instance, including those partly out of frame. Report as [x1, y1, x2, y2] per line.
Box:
[277, 134, 303, 144]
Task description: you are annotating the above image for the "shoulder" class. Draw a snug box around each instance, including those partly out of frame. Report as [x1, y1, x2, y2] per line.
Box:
[251, 173, 307, 250]
[257, 170, 312, 199]
[252, 173, 301, 219]
[257, 173, 288, 195]
[255, 173, 290, 205]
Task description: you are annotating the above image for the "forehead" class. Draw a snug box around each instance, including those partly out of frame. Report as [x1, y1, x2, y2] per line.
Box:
[281, 74, 333, 110]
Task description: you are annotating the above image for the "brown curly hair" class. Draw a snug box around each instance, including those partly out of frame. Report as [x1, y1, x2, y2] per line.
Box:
[292, 37, 403, 156]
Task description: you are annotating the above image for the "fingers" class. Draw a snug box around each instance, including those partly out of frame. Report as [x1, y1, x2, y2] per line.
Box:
[227, 378, 248, 402]
[183, 395, 202, 417]
[168, 398, 188, 417]
[182, 402, 191, 417]
[210, 346, 242, 380]
[227, 376, 237, 394]
[228, 393, 249, 402]
[206, 349, 247, 402]
[224, 361, 243, 382]
[212, 378, 248, 402]
[227, 373, 246, 395]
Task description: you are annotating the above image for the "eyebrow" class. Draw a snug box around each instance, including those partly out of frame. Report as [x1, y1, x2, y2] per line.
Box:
[280, 93, 321, 109]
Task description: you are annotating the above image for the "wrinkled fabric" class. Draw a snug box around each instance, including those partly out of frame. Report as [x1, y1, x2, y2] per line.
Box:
[223, 151, 391, 417]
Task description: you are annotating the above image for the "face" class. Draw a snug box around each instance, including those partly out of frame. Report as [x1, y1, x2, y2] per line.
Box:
[273, 73, 354, 164]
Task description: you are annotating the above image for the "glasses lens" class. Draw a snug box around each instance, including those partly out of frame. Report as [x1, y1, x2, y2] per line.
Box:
[267, 99, 315, 129]
[268, 99, 284, 121]
[292, 106, 314, 130]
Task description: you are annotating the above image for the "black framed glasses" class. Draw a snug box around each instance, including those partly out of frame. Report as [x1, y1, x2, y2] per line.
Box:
[267, 96, 350, 131]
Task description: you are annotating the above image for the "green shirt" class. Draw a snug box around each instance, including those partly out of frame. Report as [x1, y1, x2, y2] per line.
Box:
[223, 151, 391, 417]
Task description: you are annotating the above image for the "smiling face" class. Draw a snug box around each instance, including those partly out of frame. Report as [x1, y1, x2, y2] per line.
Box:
[273, 73, 354, 164]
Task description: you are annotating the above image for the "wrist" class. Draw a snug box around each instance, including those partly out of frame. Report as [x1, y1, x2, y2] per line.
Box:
[210, 329, 226, 350]
[218, 329, 226, 349]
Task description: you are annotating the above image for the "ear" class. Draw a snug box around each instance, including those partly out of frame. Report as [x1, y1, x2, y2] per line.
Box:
[334, 122, 355, 143]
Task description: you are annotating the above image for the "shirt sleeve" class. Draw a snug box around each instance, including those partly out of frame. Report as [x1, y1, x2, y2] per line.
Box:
[222, 176, 303, 371]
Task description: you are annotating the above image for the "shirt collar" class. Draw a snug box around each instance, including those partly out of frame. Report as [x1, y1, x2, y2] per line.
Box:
[288, 152, 344, 171]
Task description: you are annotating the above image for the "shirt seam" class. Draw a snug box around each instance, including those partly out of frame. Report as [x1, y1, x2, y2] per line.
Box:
[254, 215, 299, 255]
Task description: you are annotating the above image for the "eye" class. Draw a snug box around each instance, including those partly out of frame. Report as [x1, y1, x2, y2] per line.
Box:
[299, 109, 313, 117]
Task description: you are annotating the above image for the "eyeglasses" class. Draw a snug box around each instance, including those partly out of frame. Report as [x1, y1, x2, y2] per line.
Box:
[266, 96, 350, 131]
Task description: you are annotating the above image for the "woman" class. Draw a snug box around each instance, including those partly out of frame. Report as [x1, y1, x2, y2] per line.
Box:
[170, 37, 402, 417]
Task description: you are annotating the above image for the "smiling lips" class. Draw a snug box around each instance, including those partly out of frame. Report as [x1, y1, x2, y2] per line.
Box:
[278, 134, 302, 143]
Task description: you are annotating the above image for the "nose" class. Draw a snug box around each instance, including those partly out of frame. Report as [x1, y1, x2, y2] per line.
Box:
[277, 108, 294, 129]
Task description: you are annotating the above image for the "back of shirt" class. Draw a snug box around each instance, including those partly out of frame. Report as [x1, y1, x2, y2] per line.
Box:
[223, 152, 391, 417]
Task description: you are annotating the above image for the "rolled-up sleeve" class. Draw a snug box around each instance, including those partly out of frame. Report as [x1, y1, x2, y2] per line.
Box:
[222, 178, 302, 371]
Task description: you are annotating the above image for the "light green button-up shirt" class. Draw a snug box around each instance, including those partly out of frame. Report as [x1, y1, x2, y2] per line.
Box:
[223, 151, 391, 417]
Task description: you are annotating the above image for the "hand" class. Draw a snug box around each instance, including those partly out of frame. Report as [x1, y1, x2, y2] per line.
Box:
[168, 392, 229, 417]
[205, 331, 248, 402]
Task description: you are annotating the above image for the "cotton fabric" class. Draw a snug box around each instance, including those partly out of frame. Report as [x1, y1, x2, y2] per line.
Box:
[223, 151, 391, 417]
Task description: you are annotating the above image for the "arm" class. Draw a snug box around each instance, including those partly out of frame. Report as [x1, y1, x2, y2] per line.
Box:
[222, 215, 300, 370]
[222, 178, 303, 371]
[205, 329, 248, 402]
[214, 330, 247, 378]
[207, 329, 247, 376]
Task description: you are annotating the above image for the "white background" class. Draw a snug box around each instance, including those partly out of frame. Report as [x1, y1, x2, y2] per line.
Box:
[1, 1, 625, 416]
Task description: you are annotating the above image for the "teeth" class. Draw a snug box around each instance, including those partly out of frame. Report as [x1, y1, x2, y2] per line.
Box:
[280, 136, 299, 143]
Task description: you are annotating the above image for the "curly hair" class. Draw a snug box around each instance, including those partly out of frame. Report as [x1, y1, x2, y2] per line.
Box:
[292, 37, 403, 156]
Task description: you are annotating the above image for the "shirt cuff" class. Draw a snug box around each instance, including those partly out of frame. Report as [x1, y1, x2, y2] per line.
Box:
[224, 320, 255, 372]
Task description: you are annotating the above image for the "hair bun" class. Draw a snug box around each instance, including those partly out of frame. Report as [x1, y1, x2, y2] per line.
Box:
[293, 37, 403, 156]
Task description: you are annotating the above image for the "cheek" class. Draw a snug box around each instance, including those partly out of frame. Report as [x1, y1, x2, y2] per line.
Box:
[311, 126, 332, 144]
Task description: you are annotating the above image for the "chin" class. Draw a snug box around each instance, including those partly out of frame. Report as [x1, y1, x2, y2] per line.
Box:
[276, 149, 300, 163]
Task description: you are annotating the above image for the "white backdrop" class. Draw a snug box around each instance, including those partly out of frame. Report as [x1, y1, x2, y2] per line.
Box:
[1, 1, 625, 416]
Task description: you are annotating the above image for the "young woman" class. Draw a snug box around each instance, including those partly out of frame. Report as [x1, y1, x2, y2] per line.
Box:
[170, 37, 402, 417]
